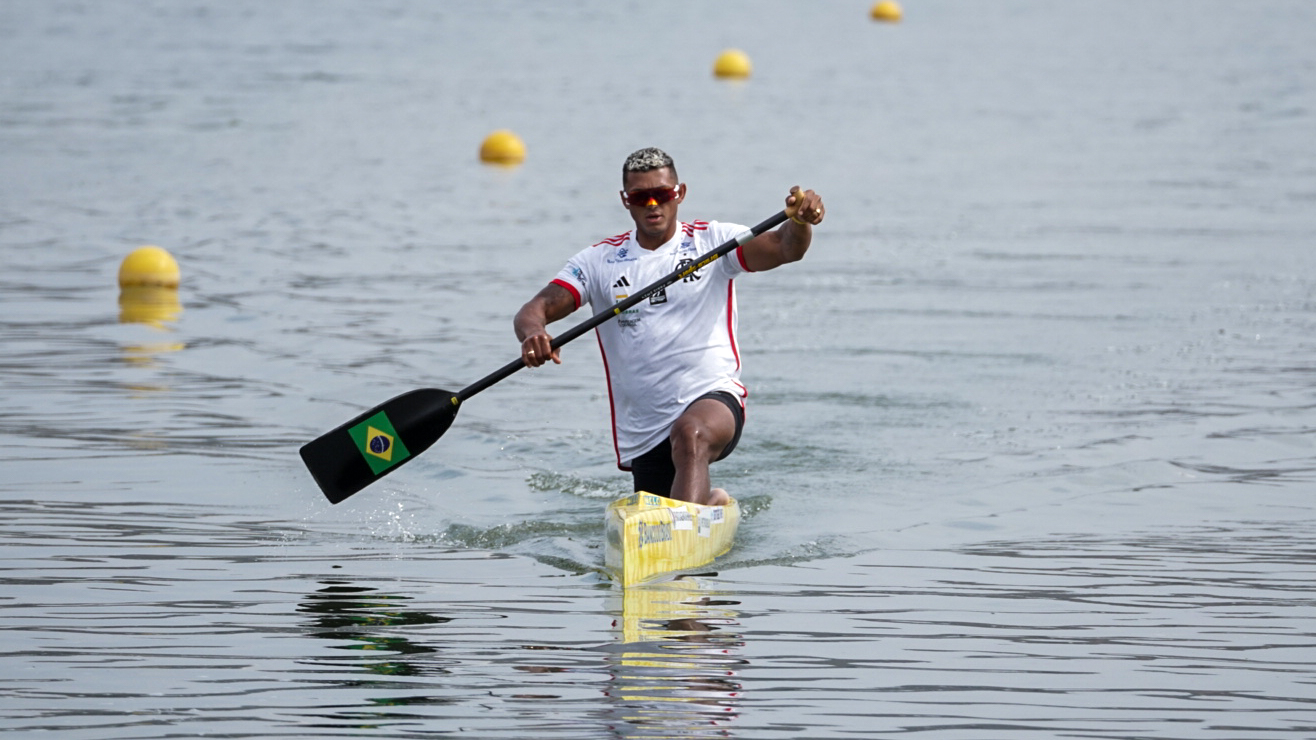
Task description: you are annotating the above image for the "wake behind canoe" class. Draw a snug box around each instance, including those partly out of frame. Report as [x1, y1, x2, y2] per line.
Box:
[604, 492, 741, 586]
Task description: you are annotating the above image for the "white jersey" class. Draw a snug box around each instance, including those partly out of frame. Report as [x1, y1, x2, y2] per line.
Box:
[552, 220, 752, 467]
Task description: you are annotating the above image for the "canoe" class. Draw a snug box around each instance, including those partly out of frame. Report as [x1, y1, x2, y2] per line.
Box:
[604, 492, 740, 586]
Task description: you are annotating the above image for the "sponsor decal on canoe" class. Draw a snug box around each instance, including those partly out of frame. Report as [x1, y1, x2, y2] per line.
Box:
[637, 521, 672, 548]
[671, 508, 693, 530]
[641, 494, 663, 508]
[348, 411, 411, 475]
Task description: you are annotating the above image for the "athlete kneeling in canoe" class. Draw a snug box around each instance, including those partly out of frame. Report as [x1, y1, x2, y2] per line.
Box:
[514, 147, 825, 506]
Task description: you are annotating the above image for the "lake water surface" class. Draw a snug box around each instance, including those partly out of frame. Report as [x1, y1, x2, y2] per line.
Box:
[2, 1, 1314, 737]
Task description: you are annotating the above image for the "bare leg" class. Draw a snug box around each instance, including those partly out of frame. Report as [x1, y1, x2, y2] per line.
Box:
[667, 398, 735, 506]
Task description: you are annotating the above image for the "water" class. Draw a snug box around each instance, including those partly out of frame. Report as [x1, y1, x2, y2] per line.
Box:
[2, 1, 1314, 736]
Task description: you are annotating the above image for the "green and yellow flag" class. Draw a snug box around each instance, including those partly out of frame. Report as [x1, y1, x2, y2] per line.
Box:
[348, 411, 412, 475]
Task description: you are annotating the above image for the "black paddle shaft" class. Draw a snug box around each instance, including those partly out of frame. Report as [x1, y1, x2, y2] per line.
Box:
[456, 209, 789, 402]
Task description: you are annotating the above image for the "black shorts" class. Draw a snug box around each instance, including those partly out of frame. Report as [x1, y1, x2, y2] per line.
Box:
[628, 391, 744, 497]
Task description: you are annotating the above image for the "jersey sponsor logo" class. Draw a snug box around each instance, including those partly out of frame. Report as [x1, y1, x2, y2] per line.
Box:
[569, 266, 585, 283]
[678, 257, 703, 283]
[637, 520, 673, 548]
[348, 411, 412, 475]
[612, 275, 630, 288]
[606, 245, 637, 264]
[614, 292, 642, 327]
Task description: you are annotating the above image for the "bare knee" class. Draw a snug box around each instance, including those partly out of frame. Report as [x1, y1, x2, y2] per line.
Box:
[668, 416, 723, 463]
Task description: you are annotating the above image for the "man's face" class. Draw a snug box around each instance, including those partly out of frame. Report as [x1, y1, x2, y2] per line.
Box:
[621, 167, 685, 245]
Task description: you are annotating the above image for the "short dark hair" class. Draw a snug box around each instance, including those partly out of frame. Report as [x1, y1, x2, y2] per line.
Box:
[622, 147, 677, 183]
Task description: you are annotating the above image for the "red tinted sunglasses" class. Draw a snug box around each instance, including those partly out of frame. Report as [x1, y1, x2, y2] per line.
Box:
[622, 185, 680, 207]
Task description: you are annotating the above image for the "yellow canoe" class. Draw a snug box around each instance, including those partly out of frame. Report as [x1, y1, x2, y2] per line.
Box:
[604, 492, 741, 586]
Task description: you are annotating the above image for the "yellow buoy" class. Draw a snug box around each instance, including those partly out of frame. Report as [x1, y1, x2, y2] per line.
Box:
[118, 245, 180, 288]
[871, 0, 903, 22]
[479, 129, 526, 165]
[712, 48, 752, 79]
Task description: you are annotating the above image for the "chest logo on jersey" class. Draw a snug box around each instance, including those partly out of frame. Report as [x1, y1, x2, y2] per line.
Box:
[606, 246, 637, 264]
[677, 257, 703, 283]
[614, 293, 642, 328]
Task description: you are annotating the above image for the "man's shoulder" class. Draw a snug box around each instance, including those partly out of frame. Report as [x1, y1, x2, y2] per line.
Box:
[566, 230, 636, 278]
[590, 231, 632, 249]
[683, 220, 746, 243]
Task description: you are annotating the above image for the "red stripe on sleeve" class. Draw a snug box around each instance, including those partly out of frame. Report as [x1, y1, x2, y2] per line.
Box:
[735, 244, 754, 272]
[551, 278, 581, 309]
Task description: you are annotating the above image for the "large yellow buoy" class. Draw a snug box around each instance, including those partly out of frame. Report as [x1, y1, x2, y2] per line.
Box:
[118, 245, 180, 288]
[871, 0, 903, 22]
[479, 129, 526, 165]
[713, 49, 752, 79]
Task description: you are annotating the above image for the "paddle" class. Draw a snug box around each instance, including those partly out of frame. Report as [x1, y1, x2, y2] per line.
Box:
[300, 209, 790, 504]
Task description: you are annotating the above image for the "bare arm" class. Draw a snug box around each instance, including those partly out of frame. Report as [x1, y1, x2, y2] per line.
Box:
[740, 186, 825, 272]
[514, 282, 577, 367]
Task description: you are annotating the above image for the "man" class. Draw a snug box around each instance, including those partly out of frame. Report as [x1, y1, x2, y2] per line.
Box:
[514, 147, 825, 506]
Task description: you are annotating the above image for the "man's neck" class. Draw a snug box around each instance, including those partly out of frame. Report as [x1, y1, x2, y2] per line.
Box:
[635, 223, 678, 251]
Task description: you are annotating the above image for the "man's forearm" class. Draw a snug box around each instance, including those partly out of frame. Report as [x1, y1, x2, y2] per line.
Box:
[514, 300, 548, 342]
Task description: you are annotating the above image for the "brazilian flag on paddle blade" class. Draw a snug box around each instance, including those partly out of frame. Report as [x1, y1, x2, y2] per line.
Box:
[347, 411, 412, 475]
[301, 388, 460, 504]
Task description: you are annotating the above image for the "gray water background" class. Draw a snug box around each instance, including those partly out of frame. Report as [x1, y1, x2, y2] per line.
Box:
[2, 1, 1314, 737]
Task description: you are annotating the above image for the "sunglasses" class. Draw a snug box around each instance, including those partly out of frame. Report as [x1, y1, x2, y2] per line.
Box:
[622, 185, 681, 207]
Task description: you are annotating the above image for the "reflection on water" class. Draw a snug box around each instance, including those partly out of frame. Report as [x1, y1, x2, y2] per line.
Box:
[298, 580, 452, 680]
[0, 501, 1311, 738]
[117, 286, 182, 329]
[117, 286, 185, 371]
[606, 577, 744, 738]
[295, 576, 746, 737]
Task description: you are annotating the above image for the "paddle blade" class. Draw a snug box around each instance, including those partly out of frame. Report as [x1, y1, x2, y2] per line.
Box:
[299, 388, 460, 504]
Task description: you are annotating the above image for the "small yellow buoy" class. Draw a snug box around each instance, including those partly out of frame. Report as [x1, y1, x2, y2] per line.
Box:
[479, 129, 526, 165]
[118, 245, 180, 288]
[871, 0, 903, 22]
[713, 49, 752, 79]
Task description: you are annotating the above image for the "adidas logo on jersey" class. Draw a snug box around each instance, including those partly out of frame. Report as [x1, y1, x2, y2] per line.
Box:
[612, 276, 631, 288]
